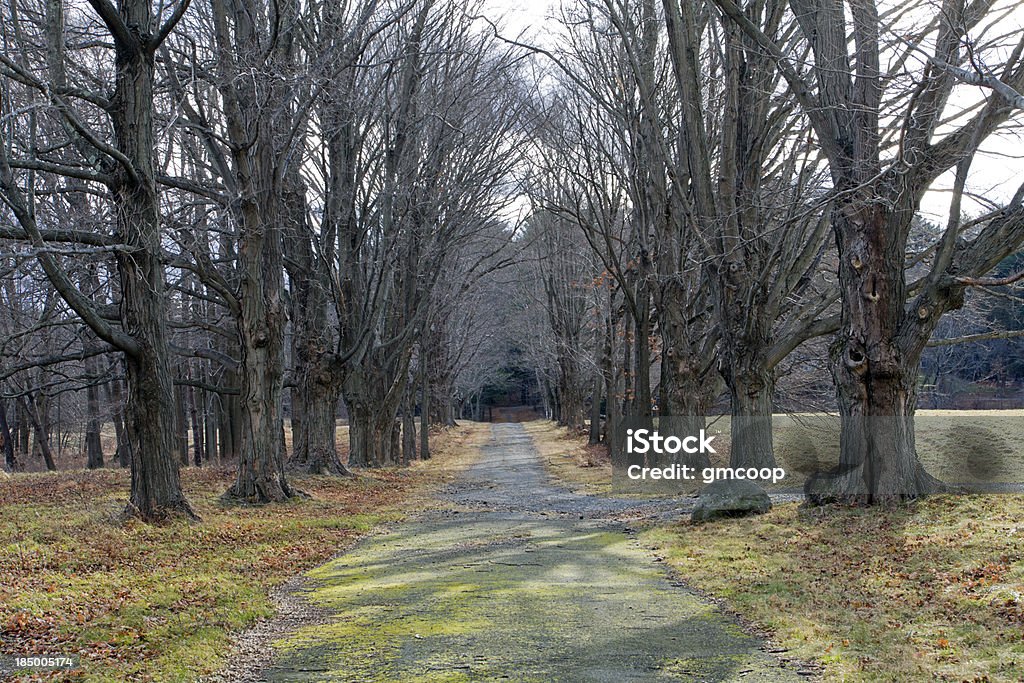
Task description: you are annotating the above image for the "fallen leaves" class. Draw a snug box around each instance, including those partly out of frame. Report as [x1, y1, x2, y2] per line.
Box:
[0, 445, 456, 682]
[643, 495, 1024, 681]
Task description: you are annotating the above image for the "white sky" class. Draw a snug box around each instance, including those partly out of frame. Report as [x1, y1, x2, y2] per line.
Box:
[481, 0, 1024, 226]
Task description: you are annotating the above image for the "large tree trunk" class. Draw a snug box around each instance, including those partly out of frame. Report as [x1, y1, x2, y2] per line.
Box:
[344, 364, 406, 468]
[656, 278, 720, 437]
[103, 377, 129, 468]
[293, 365, 349, 476]
[15, 399, 29, 457]
[84, 375, 104, 470]
[21, 395, 56, 471]
[588, 372, 602, 445]
[716, 285, 777, 469]
[284, 176, 350, 477]
[212, 0, 299, 504]
[556, 355, 586, 430]
[204, 391, 218, 467]
[111, 12, 193, 520]
[81, 269, 104, 470]
[419, 358, 430, 460]
[123, 348, 192, 517]
[188, 383, 203, 467]
[174, 382, 188, 465]
[402, 379, 417, 465]
[816, 205, 938, 504]
[347, 405, 401, 468]
[226, 268, 295, 501]
[726, 365, 776, 469]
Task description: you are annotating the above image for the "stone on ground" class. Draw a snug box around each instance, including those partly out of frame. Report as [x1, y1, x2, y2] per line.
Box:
[691, 479, 772, 523]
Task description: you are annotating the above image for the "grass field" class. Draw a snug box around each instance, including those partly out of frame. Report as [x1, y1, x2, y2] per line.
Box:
[532, 410, 1024, 494]
[0, 423, 490, 682]
[532, 414, 1024, 682]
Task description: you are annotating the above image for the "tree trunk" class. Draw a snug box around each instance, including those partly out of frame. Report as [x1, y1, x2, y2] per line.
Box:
[0, 399, 18, 471]
[293, 367, 350, 476]
[726, 366, 776, 469]
[348, 404, 400, 468]
[188, 384, 203, 466]
[205, 392, 218, 467]
[588, 373, 602, 445]
[174, 382, 188, 465]
[104, 377, 129, 468]
[419, 358, 430, 460]
[111, 15, 193, 520]
[815, 205, 939, 504]
[15, 398, 30, 457]
[84, 378, 104, 469]
[226, 293, 295, 501]
[21, 396, 56, 471]
[402, 380, 417, 464]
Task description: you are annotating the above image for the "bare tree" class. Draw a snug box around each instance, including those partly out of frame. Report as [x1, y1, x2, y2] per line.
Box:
[0, 0, 195, 519]
[714, 0, 1024, 501]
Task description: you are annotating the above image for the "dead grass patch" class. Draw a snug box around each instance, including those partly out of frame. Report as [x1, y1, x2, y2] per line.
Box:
[0, 424, 486, 682]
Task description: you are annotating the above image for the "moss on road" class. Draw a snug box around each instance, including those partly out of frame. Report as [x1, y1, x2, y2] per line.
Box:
[260, 425, 803, 682]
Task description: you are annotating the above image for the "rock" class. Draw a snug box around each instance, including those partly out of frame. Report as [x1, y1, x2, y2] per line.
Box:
[691, 479, 771, 523]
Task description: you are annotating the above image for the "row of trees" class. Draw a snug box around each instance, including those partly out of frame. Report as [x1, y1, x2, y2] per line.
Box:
[0, 0, 526, 520]
[522, 0, 1024, 502]
[2, 0, 1022, 515]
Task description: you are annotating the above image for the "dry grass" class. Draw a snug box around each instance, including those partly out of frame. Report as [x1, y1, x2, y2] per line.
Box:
[0, 423, 489, 683]
[644, 497, 1024, 681]
[532, 415, 1024, 681]
[522, 420, 613, 495]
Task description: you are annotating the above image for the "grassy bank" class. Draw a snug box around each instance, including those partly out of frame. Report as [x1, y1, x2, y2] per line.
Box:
[523, 421, 613, 495]
[531, 417, 1024, 681]
[0, 423, 489, 682]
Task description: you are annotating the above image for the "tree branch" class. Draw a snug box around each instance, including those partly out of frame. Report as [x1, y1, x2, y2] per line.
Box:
[152, 0, 194, 51]
[85, 0, 137, 52]
[927, 329, 1024, 347]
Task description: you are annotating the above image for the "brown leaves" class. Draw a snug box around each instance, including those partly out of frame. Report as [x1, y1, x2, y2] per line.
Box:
[0, 454, 432, 681]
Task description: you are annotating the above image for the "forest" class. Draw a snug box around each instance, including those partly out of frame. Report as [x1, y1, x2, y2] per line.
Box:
[0, 0, 1023, 678]
[2, 0, 1022, 514]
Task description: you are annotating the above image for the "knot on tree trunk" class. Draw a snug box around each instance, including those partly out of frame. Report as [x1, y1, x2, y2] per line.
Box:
[845, 346, 868, 374]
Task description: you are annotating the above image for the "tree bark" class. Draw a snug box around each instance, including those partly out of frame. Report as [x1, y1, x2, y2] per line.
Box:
[211, 0, 298, 503]
[84, 384, 104, 470]
[293, 363, 349, 476]
[109, 3, 194, 520]
[103, 377, 129, 468]
[725, 365, 776, 469]
[0, 399, 18, 471]
[20, 395, 55, 471]
[588, 372, 602, 445]
[816, 204, 940, 503]
[420, 357, 430, 459]
[402, 379, 417, 465]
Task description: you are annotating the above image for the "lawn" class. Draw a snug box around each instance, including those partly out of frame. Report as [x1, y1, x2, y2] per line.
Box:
[643, 496, 1024, 681]
[532, 414, 1024, 681]
[532, 411, 1024, 494]
[0, 423, 489, 682]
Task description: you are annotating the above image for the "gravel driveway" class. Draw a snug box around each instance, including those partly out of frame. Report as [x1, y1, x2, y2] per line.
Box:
[206, 423, 809, 682]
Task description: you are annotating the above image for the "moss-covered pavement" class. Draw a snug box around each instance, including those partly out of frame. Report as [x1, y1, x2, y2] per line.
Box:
[256, 424, 805, 682]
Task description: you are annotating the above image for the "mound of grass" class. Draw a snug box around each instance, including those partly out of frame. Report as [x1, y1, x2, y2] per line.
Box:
[0, 423, 487, 682]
